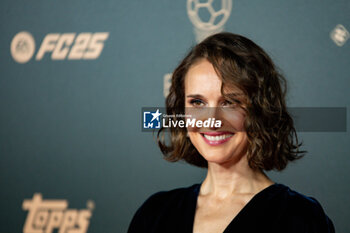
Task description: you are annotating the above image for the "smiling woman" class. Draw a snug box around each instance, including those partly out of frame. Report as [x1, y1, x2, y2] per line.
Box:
[127, 32, 335, 233]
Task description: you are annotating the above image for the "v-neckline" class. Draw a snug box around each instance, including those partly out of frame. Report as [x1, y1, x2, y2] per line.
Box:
[189, 183, 278, 233]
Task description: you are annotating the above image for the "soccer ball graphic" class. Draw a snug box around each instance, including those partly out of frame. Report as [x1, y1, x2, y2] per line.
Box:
[330, 24, 349, 47]
[187, 0, 232, 41]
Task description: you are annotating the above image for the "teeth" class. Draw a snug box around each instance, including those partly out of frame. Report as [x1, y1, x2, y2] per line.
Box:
[203, 134, 233, 141]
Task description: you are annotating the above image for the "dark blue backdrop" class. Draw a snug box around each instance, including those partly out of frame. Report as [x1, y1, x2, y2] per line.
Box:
[1, 0, 349, 232]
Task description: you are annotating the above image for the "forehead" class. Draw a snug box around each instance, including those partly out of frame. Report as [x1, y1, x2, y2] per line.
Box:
[184, 59, 244, 97]
[184, 60, 222, 94]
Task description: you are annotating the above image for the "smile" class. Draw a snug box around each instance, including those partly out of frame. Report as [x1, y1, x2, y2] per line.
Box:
[200, 132, 234, 146]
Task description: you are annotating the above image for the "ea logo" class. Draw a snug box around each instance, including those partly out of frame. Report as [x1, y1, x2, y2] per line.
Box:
[187, 0, 232, 42]
[11, 31, 36, 64]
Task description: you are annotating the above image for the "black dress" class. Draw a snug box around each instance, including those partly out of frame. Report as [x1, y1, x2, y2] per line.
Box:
[127, 183, 335, 233]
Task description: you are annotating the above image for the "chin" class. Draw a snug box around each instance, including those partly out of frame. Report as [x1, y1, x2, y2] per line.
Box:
[202, 152, 236, 165]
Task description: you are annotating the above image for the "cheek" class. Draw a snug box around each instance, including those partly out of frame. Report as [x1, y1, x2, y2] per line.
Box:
[230, 132, 249, 150]
[221, 110, 246, 131]
[188, 131, 199, 143]
[187, 132, 203, 151]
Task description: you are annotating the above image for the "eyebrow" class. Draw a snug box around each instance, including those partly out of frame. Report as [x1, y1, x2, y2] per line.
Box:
[186, 94, 205, 99]
[186, 93, 246, 105]
[186, 93, 244, 98]
[225, 92, 245, 97]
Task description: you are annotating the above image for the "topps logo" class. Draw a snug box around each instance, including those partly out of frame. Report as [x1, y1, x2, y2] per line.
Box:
[11, 31, 109, 63]
[22, 193, 94, 233]
[36, 32, 109, 60]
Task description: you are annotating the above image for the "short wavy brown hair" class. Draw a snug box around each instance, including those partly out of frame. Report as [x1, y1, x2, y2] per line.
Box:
[157, 32, 304, 171]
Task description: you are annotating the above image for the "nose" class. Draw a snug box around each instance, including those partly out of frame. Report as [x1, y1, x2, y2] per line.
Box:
[185, 107, 224, 131]
[207, 107, 223, 130]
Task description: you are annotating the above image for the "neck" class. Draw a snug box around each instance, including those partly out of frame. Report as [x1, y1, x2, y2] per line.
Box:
[200, 156, 273, 198]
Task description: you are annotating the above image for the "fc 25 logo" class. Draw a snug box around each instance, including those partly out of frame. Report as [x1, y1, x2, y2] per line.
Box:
[11, 31, 109, 63]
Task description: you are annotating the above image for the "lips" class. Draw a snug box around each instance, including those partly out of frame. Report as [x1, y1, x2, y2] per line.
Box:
[200, 131, 234, 146]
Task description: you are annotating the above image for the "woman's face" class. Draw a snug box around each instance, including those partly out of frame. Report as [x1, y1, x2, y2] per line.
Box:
[184, 59, 248, 166]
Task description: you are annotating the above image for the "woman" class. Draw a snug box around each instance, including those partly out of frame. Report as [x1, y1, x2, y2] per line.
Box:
[128, 32, 335, 233]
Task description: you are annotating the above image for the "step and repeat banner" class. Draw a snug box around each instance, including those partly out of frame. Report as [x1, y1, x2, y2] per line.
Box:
[1, 0, 349, 232]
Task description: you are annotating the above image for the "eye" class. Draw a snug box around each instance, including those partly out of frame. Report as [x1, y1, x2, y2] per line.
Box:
[189, 98, 205, 107]
[221, 99, 238, 108]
